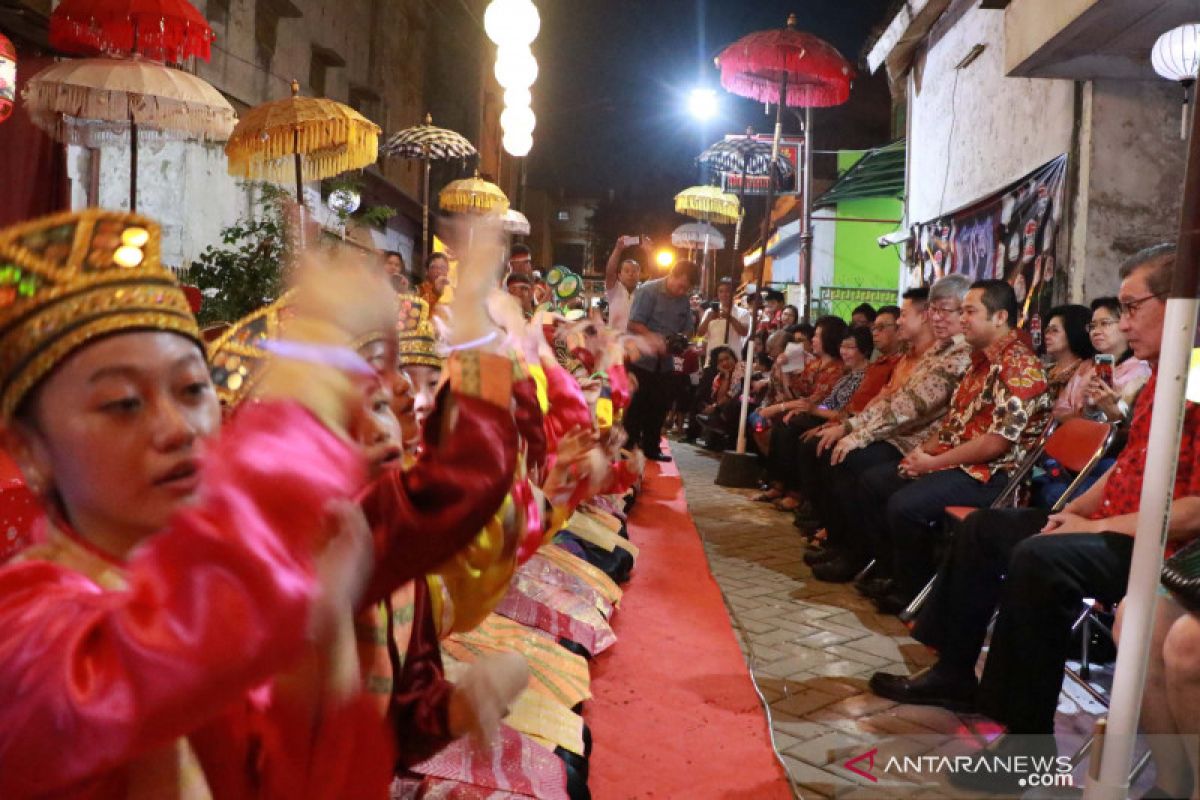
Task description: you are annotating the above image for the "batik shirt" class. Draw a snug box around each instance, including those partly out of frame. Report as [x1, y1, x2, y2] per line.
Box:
[932, 329, 1049, 483]
[818, 366, 867, 412]
[843, 336, 974, 455]
[788, 357, 846, 405]
[1091, 371, 1200, 557]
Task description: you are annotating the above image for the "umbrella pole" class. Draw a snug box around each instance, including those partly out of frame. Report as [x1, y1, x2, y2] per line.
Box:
[423, 158, 431, 260]
[801, 107, 814, 317]
[702, 233, 711, 298]
[735, 72, 787, 456]
[129, 105, 138, 213]
[1082, 91, 1200, 800]
[293, 131, 306, 250]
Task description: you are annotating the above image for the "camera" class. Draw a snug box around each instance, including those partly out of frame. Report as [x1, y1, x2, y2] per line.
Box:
[665, 333, 689, 356]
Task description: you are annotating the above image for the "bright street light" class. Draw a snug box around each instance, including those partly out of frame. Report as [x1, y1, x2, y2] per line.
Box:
[688, 87, 718, 121]
[655, 249, 675, 269]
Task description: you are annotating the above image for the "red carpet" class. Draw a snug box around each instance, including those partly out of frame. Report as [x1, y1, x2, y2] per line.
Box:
[586, 454, 793, 800]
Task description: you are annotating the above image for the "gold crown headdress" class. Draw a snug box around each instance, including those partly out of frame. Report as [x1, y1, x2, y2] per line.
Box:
[0, 209, 200, 420]
[206, 291, 296, 406]
[397, 293, 443, 369]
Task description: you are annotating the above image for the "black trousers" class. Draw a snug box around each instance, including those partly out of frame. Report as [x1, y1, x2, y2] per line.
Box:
[860, 466, 1008, 597]
[978, 528, 1133, 733]
[766, 414, 823, 489]
[819, 442, 904, 561]
[625, 366, 673, 456]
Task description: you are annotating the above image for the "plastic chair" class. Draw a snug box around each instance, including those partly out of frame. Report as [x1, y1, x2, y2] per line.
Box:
[899, 418, 1117, 623]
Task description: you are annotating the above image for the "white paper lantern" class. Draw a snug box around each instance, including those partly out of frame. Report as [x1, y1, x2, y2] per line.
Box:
[503, 129, 533, 157]
[500, 105, 535, 135]
[494, 46, 538, 90]
[504, 86, 532, 109]
[1153, 23, 1200, 83]
[1152, 23, 1200, 138]
[328, 188, 361, 214]
[484, 0, 540, 47]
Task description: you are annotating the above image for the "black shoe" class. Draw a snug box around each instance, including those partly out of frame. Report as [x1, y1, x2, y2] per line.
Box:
[802, 546, 841, 566]
[873, 589, 914, 615]
[811, 555, 869, 583]
[868, 666, 977, 713]
[644, 452, 672, 462]
[856, 576, 894, 600]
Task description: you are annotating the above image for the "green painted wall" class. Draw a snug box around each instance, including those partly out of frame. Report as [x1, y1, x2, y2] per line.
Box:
[830, 151, 902, 291]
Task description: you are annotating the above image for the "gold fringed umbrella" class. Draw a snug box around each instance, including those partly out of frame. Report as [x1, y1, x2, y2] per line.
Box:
[438, 171, 509, 216]
[23, 57, 236, 212]
[674, 185, 740, 225]
[225, 80, 380, 203]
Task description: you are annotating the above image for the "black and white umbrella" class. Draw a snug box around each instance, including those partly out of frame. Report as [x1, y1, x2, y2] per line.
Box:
[698, 134, 796, 189]
[381, 114, 478, 258]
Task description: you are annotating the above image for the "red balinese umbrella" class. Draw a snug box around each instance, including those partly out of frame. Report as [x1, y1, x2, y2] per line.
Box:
[715, 13, 852, 458]
[50, 0, 215, 63]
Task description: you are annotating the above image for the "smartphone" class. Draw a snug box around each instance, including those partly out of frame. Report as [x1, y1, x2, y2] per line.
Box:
[744, 283, 758, 295]
[1094, 353, 1115, 387]
[625, 235, 641, 247]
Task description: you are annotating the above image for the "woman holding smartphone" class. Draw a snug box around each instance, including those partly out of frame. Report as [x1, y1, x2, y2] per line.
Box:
[1080, 296, 1152, 423]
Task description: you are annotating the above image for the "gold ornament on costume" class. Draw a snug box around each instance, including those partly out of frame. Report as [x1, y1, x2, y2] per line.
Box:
[0, 209, 200, 421]
[397, 293, 443, 369]
[206, 292, 296, 406]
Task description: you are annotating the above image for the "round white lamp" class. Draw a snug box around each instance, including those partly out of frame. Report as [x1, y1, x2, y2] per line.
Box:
[500, 105, 536, 136]
[1152, 23, 1200, 139]
[484, 0, 540, 47]
[494, 46, 539, 90]
[503, 129, 533, 157]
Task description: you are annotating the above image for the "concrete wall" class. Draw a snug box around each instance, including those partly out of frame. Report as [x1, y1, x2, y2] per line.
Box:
[907, 6, 1075, 223]
[1073, 79, 1185, 300]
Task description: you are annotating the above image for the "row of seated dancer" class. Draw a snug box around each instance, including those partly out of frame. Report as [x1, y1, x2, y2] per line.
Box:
[0, 209, 651, 799]
[746, 248, 1200, 796]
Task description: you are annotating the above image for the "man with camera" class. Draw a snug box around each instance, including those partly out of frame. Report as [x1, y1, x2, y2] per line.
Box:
[624, 260, 702, 462]
[604, 235, 645, 332]
[699, 277, 751, 357]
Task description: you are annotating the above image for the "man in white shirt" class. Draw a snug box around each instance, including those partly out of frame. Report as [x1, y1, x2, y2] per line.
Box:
[604, 235, 643, 331]
[699, 277, 751, 358]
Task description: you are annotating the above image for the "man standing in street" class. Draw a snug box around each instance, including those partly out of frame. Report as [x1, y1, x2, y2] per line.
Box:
[698, 277, 751, 358]
[625, 259, 701, 462]
[604, 235, 643, 332]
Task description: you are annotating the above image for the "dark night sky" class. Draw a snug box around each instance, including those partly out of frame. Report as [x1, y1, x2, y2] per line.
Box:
[527, 0, 897, 199]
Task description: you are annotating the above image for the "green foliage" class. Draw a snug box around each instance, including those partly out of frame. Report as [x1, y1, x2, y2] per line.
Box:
[324, 175, 396, 230]
[183, 184, 293, 326]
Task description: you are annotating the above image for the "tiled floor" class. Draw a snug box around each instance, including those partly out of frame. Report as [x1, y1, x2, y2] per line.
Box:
[672, 441, 1127, 800]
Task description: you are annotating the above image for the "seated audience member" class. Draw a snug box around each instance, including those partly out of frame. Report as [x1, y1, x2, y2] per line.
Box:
[849, 280, 1049, 609]
[699, 278, 751, 357]
[780, 304, 800, 329]
[382, 250, 411, 292]
[747, 325, 807, 452]
[505, 271, 535, 317]
[1079, 296, 1152, 424]
[755, 316, 849, 510]
[851, 303, 877, 330]
[420, 251, 451, 311]
[693, 346, 742, 447]
[802, 278, 973, 582]
[1115, 594, 1200, 800]
[1043, 304, 1096, 420]
[786, 327, 873, 424]
[868, 245, 1200, 793]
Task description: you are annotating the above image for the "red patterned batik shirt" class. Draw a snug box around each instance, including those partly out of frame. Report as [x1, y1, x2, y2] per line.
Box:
[932, 329, 1050, 483]
[1094, 371, 1200, 556]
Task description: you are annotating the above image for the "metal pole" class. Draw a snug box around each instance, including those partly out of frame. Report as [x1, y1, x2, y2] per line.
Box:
[422, 158, 431, 259]
[801, 106, 814, 317]
[293, 129, 303, 204]
[129, 105, 138, 213]
[1083, 76, 1200, 800]
[736, 71, 788, 455]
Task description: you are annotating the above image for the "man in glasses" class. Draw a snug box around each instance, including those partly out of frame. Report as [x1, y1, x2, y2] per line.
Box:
[869, 244, 1200, 793]
[800, 275, 974, 584]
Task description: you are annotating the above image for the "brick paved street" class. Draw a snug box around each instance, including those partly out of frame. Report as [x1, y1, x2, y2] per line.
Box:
[671, 441, 1125, 799]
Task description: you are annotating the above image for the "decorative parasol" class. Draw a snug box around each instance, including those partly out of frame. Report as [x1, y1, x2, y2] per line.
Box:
[671, 221, 726, 250]
[49, 0, 215, 63]
[382, 113, 478, 260]
[226, 80, 380, 204]
[23, 57, 236, 211]
[716, 13, 852, 459]
[438, 171, 509, 216]
[673, 185, 740, 225]
[502, 207, 530, 236]
[674, 185, 739, 294]
[698, 134, 795, 188]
